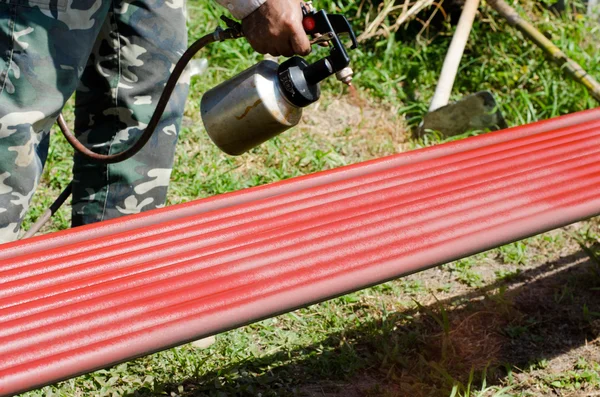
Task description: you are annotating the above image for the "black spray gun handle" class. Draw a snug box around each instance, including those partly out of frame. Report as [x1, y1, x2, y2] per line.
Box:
[275, 6, 357, 107]
[301, 5, 357, 85]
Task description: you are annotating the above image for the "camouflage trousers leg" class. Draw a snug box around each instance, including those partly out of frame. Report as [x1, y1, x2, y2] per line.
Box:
[0, 0, 189, 243]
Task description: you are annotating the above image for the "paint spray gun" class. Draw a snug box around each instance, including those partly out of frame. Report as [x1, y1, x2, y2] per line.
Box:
[201, 3, 358, 155]
[56, 3, 357, 163]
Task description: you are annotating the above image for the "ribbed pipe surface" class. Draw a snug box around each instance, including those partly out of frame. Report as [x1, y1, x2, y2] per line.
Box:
[1, 109, 600, 396]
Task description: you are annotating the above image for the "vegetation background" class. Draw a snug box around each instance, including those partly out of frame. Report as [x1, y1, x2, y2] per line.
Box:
[20, 0, 600, 395]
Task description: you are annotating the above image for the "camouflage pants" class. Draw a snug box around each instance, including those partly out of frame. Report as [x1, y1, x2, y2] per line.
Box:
[0, 0, 189, 243]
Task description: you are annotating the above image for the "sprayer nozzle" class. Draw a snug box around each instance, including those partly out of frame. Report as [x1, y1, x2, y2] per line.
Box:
[336, 67, 354, 86]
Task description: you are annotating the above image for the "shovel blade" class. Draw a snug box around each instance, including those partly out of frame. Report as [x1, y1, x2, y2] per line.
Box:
[420, 91, 507, 138]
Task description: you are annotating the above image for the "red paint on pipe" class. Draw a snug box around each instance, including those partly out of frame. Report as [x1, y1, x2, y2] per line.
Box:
[1, 109, 600, 396]
[2, 188, 600, 395]
[1, 181, 598, 368]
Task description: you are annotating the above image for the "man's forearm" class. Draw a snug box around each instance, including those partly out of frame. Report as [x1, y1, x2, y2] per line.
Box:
[215, 0, 267, 19]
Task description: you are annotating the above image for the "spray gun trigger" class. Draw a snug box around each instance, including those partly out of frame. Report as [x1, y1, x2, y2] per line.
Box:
[310, 32, 335, 46]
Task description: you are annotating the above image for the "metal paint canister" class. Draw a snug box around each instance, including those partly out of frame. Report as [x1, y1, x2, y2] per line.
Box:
[200, 60, 303, 156]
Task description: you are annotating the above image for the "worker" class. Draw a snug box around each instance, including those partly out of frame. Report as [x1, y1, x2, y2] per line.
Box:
[0, 0, 312, 243]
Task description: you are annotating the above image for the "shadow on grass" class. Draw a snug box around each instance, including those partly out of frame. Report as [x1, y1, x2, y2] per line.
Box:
[132, 248, 600, 396]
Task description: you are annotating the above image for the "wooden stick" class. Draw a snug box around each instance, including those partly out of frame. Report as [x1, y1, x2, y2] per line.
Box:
[429, 0, 481, 111]
[486, 0, 600, 102]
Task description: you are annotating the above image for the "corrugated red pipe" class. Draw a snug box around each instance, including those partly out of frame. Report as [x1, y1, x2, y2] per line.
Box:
[1, 109, 600, 396]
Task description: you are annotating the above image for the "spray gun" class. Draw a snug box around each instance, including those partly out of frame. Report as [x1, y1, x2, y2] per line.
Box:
[201, 4, 358, 155]
[54, 4, 357, 162]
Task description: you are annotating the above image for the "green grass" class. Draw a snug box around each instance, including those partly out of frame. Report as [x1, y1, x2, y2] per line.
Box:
[18, 0, 600, 396]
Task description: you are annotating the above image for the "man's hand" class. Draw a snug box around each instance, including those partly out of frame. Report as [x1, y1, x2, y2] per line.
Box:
[242, 0, 312, 57]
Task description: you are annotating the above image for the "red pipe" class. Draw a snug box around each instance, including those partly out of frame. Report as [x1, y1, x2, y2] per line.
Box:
[2, 183, 600, 394]
[1, 108, 599, 261]
[1, 109, 600, 396]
